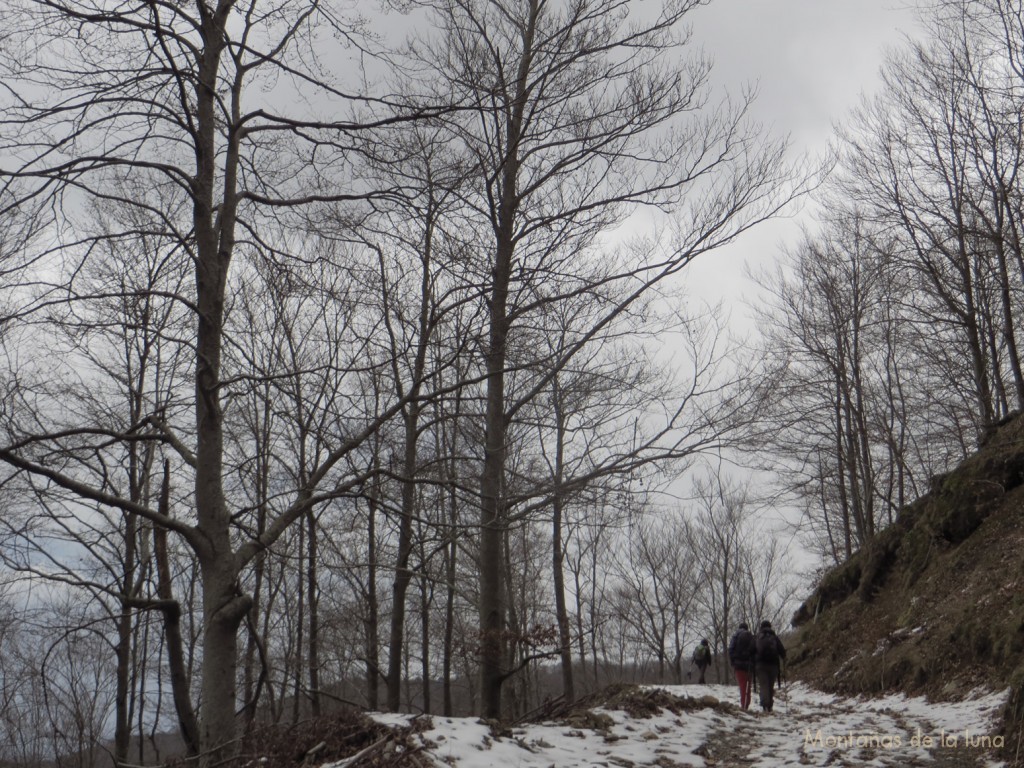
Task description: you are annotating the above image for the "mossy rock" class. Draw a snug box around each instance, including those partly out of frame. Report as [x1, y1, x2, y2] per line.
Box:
[897, 525, 940, 588]
[858, 524, 905, 600]
[793, 557, 862, 626]
[928, 441, 1024, 544]
[950, 619, 994, 662]
[879, 656, 920, 690]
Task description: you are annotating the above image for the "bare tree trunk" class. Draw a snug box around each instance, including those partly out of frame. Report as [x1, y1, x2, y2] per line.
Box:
[552, 494, 574, 702]
[476, 1, 538, 718]
[293, 518, 305, 724]
[366, 487, 381, 711]
[307, 509, 321, 717]
[991, 196, 1024, 408]
[441, 389, 462, 717]
[387, 402, 422, 712]
[155, 465, 200, 757]
[419, 538, 431, 715]
[382, 189, 437, 711]
[573, 568, 588, 693]
[242, 392, 271, 732]
[501, 529, 521, 718]
[191, 10, 251, 756]
[479, 240, 515, 719]
[198, 592, 249, 765]
[834, 382, 854, 558]
[589, 548, 600, 689]
[550, 379, 574, 704]
[442, 531, 456, 716]
[114, 510, 137, 765]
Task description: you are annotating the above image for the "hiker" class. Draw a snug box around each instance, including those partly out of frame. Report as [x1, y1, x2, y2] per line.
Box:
[728, 622, 755, 710]
[691, 638, 712, 684]
[754, 620, 787, 713]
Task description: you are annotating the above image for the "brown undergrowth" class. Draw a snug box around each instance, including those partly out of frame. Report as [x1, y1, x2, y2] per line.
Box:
[539, 682, 735, 723]
[219, 710, 434, 768]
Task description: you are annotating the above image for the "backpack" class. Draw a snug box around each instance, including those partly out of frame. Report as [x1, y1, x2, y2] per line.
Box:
[693, 644, 709, 665]
[756, 631, 779, 664]
[730, 629, 755, 668]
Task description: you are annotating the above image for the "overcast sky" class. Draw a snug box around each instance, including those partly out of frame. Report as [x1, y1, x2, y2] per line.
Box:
[660, 0, 923, 556]
[681, 0, 921, 319]
[694, 0, 919, 146]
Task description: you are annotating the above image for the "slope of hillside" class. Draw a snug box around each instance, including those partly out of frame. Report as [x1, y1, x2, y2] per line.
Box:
[789, 413, 1024, 766]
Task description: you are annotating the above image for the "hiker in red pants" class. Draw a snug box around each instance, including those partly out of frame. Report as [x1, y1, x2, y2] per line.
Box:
[728, 622, 755, 710]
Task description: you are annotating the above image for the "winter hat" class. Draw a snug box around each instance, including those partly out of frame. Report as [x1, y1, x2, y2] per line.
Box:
[738, 622, 748, 630]
[701, 638, 709, 645]
[760, 620, 772, 630]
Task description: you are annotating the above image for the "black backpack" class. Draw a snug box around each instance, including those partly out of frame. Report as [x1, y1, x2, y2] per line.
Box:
[756, 631, 779, 664]
[731, 629, 754, 663]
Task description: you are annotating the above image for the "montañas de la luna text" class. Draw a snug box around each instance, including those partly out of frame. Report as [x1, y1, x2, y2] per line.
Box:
[803, 729, 1004, 750]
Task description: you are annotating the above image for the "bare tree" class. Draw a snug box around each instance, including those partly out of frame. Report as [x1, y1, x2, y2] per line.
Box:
[610, 511, 695, 683]
[754, 0, 1024, 565]
[836, 11, 1024, 438]
[406, 0, 799, 718]
[523, 290, 733, 702]
[357, 125, 479, 713]
[682, 474, 789, 674]
[0, 593, 55, 768]
[754, 218, 901, 559]
[0, 0, 436, 759]
[0, 182, 200, 757]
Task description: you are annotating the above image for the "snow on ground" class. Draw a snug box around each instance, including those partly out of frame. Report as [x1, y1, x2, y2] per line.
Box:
[363, 683, 1010, 767]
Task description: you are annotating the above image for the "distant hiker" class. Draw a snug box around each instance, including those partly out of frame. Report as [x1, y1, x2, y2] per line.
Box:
[728, 622, 755, 710]
[691, 638, 712, 684]
[754, 620, 787, 713]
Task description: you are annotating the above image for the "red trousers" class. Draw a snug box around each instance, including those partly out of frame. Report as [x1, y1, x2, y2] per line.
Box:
[734, 668, 752, 709]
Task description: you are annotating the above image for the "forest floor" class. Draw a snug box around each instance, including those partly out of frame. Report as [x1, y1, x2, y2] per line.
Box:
[347, 682, 1010, 768]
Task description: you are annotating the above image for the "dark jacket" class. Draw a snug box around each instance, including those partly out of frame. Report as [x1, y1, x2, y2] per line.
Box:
[691, 642, 711, 667]
[728, 628, 755, 671]
[754, 628, 786, 666]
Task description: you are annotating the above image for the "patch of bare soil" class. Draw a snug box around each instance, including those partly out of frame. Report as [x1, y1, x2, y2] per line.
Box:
[601, 686, 737, 719]
[691, 723, 760, 766]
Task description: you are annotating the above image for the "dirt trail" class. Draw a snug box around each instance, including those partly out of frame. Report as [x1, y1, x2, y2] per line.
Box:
[694, 684, 1003, 768]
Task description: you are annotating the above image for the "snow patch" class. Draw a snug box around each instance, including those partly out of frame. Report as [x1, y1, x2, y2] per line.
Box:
[347, 683, 1010, 768]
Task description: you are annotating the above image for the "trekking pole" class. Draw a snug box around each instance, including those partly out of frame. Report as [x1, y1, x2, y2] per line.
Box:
[780, 665, 787, 716]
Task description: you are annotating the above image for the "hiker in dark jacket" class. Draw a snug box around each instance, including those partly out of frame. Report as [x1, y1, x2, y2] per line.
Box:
[691, 638, 711, 684]
[728, 622, 755, 709]
[754, 620, 786, 713]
